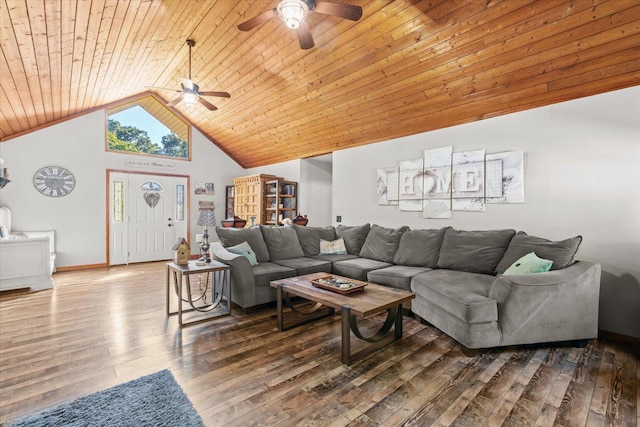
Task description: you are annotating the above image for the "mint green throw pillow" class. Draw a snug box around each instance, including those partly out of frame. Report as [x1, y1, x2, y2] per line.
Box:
[226, 241, 258, 266]
[503, 252, 553, 275]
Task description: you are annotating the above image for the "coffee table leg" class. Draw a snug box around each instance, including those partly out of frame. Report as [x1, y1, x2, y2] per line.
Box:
[341, 306, 351, 364]
[395, 302, 403, 338]
[276, 285, 284, 331]
[341, 304, 404, 365]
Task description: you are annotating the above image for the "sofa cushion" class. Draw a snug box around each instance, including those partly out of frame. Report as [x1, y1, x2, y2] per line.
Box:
[320, 238, 347, 255]
[252, 262, 297, 289]
[393, 227, 448, 267]
[495, 232, 582, 274]
[215, 226, 270, 262]
[293, 224, 337, 257]
[367, 265, 432, 290]
[259, 225, 305, 261]
[437, 228, 516, 274]
[503, 252, 553, 275]
[359, 224, 409, 263]
[332, 257, 392, 281]
[273, 257, 332, 276]
[226, 241, 258, 266]
[310, 253, 359, 264]
[335, 224, 370, 255]
[410, 270, 497, 323]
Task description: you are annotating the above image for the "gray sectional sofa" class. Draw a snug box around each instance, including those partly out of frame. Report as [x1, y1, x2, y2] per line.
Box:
[212, 223, 601, 351]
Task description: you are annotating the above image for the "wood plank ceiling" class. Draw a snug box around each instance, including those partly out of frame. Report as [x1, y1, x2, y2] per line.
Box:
[1, 0, 639, 168]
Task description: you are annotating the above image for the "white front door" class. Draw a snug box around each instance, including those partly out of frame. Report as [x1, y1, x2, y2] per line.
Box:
[109, 172, 188, 265]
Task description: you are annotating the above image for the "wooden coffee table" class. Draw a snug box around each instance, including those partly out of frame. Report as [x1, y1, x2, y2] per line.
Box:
[270, 272, 415, 365]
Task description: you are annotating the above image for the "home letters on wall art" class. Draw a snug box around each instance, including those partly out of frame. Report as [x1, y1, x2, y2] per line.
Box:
[377, 147, 524, 219]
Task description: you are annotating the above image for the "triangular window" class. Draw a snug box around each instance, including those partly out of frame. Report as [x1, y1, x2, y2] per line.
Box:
[106, 95, 190, 159]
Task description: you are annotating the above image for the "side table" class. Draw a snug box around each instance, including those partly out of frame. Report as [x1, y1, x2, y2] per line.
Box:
[166, 260, 231, 327]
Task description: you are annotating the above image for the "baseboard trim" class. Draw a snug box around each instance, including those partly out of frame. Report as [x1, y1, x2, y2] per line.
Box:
[599, 329, 639, 344]
[56, 262, 108, 272]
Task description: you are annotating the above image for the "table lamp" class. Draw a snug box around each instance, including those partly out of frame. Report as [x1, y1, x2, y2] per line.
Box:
[196, 201, 216, 262]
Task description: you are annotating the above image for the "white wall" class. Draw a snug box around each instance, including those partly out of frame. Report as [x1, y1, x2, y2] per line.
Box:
[333, 87, 640, 339]
[299, 155, 332, 226]
[0, 109, 244, 266]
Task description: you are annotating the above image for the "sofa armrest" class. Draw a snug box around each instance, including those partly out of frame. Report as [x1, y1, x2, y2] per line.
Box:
[488, 261, 601, 346]
[211, 242, 257, 309]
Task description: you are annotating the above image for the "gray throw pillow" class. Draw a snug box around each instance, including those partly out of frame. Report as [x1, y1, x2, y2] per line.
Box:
[495, 231, 582, 274]
[393, 227, 449, 267]
[359, 224, 409, 263]
[215, 226, 270, 262]
[437, 228, 516, 274]
[293, 224, 336, 257]
[259, 225, 305, 261]
[335, 224, 371, 255]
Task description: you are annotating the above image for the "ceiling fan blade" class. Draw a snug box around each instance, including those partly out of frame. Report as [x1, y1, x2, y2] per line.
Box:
[313, 2, 363, 21]
[296, 22, 314, 50]
[181, 78, 194, 91]
[166, 95, 183, 107]
[198, 91, 231, 98]
[197, 96, 218, 111]
[238, 9, 277, 31]
[145, 86, 182, 93]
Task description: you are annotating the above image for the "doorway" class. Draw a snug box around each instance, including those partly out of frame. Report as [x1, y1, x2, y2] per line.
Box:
[108, 171, 189, 265]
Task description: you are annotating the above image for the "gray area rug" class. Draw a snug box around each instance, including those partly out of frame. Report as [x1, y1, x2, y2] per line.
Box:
[7, 369, 204, 427]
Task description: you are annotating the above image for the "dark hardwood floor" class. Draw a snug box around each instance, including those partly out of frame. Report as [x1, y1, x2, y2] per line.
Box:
[1, 262, 638, 426]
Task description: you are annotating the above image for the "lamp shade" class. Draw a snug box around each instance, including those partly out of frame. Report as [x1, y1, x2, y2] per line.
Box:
[196, 201, 216, 226]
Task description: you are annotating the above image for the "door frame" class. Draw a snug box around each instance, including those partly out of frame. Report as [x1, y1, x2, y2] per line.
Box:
[106, 169, 191, 266]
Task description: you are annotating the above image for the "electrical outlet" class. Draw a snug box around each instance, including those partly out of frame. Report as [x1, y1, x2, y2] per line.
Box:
[195, 234, 203, 243]
[336, 215, 342, 222]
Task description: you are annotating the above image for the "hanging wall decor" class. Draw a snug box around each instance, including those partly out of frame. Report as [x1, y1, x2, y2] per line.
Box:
[377, 147, 525, 219]
[144, 192, 161, 208]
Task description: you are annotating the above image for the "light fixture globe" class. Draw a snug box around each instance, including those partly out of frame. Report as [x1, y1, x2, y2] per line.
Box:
[182, 92, 197, 108]
[277, 0, 309, 29]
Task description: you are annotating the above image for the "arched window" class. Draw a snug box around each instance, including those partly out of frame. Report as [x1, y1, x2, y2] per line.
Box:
[138, 181, 164, 192]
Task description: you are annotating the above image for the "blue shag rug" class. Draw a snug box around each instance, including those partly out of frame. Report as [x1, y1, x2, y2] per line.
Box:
[7, 369, 203, 427]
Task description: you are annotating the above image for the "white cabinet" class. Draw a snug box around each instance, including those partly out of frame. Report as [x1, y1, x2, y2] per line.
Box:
[0, 235, 54, 291]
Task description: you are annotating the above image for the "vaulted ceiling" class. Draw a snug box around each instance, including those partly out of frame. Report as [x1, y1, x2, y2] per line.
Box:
[1, 0, 638, 167]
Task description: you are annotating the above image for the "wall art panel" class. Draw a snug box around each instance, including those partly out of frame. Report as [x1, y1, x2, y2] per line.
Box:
[376, 167, 399, 205]
[452, 149, 485, 211]
[486, 150, 524, 203]
[423, 146, 452, 218]
[398, 158, 423, 211]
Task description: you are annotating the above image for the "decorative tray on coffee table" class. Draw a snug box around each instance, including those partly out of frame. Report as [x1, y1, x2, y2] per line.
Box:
[309, 275, 367, 294]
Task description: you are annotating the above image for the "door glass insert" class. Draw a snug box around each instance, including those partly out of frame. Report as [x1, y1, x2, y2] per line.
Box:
[139, 181, 164, 192]
[176, 184, 185, 221]
[113, 180, 125, 222]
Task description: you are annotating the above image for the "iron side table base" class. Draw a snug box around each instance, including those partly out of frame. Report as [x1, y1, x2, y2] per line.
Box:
[166, 261, 231, 327]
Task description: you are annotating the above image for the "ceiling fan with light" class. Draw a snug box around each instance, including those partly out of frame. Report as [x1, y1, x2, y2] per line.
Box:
[238, 0, 363, 50]
[148, 40, 230, 111]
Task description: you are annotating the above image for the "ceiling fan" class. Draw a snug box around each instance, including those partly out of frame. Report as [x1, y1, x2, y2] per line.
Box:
[148, 40, 230, 111]
[238, 0, 363, 50]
